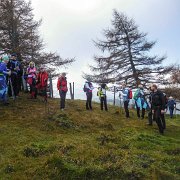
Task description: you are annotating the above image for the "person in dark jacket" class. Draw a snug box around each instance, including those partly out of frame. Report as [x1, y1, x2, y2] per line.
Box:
[168, 96, 176, 118]
[151, 84, 166, 134]
[7, 53, 22, 98]
[57, 73, 68, 110]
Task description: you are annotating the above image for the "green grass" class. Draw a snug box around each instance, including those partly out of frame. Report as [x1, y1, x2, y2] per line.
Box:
[0, 94, 180, 179]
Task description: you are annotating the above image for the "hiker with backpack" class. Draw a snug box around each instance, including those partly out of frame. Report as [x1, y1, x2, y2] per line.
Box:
[7, 53, 22, 98]
[36, 66, 49, 102]
[84, 79, 94, 110]
[27, 62, 37, 99]
[0, 55, 11, 105]
[120, 83, 132, 118]
[97, 83, 108, 111]
[57, 73, 68, 110]
[168, 96, 176, 118]
[133, 85, 148, 119]
[151, 84, 166, 134]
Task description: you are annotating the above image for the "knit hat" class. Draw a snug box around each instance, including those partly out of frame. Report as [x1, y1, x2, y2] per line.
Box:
[2, 55, 9, 62]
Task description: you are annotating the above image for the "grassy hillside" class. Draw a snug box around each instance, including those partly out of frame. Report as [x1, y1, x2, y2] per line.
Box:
[0, 94, 180, 180]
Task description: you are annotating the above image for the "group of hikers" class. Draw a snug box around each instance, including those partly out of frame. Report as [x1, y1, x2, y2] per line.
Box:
[0, 54, 177, 135]
[57, 74, 177, 135]
[0, 53, 49, 104]
[83, 80, 177, 135]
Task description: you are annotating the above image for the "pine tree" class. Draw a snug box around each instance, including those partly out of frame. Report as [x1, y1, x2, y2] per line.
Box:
[0, 0, 74, 75]
[84, 10, 172, 88]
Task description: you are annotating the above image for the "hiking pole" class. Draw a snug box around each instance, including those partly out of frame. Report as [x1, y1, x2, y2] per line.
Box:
[9, 77, 15, 101]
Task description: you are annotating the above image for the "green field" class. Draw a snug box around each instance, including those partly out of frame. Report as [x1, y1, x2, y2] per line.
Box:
[0, 94, 180, 179]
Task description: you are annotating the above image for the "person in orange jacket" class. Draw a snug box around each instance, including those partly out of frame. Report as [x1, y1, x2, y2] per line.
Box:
[57, 72, 68, 110]
[36, 66, 48, 102]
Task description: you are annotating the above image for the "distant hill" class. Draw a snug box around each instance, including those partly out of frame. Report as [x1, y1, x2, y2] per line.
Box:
[0, 94, 179, 179]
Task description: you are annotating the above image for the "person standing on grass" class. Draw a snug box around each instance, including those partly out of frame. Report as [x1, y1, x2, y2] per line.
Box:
[0, 55, 11, 105]
[120, 83, 132, 118]
[27, 62, 37, 99]
[83, 79, 94, 110]
[97, 83, 108, 111]
[36, 66, 49, 102]
[151, 84, 166, 135]
[57, 73, 68, 110]
[7, 53, 21, 98]
[133, 84, 148, 119]
[168, 96, 176, 118]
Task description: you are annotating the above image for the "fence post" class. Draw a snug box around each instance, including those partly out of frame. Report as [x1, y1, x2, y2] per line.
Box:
[69, 82, 75, 100]
[73, 82, 75, 100]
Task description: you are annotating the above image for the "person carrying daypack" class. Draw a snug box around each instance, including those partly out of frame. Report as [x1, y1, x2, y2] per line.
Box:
[133, 84, 148, 119]
[27, 62, 37, 99]
[97, 83, 108, 111]
[7, 53, 22, 98]
[0, 55, 11, 105]
[36, 66, 49, 102]
[120, 83, 132, 118]
[84, 79, 94, 110]
[168, 96, 176, 118]
[57, 73, 68, 110]
[151, 84, 166, 134]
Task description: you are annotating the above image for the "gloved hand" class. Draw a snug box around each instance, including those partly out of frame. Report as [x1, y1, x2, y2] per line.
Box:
[7, 71, 11, 76]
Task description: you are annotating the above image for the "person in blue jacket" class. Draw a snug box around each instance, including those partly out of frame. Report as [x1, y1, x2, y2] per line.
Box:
[133, 85, 148, 119]
[168, 96, 176, 118]
[0, 55, 11, 105]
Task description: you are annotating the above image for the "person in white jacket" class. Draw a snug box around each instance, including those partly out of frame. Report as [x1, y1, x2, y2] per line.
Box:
[83, 80, 94, 110]
[121, 83, 131, 118]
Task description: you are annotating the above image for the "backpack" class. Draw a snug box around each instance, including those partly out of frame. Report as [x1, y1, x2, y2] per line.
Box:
[133, 89, 138, 100]
[83, 82, 92, 92]
[83, 85, 88, 92]
[128, 89, 133, 99]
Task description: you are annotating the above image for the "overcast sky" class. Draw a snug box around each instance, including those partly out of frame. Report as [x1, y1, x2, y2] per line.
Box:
[30, 0, 180, 95]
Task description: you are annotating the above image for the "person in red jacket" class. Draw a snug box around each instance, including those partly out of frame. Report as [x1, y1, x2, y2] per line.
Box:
[36, 66, 49, 102]
[57, 72, 68, 110]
